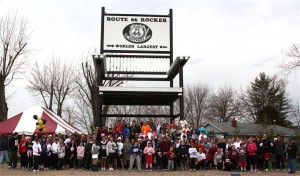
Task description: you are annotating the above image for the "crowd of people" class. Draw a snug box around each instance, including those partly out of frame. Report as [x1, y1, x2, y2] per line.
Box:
[0, 118, 298, 174]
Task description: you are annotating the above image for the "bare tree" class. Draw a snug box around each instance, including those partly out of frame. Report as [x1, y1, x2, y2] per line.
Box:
[0, 14, 29, 121]
[72, 91, 94, 134]
[27, 58, 76, 117]
[185, 83, 210, 127]
[279, 43, 300, 74]
[73, 52, 124, 128]
[207, 85, 241, 122]
[239, 88, 257, 123]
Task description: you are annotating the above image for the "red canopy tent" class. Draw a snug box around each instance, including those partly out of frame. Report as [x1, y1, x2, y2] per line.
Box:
[0, 105, 82, 135]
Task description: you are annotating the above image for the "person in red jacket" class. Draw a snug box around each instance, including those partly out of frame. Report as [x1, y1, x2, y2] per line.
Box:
[246, 138, 258, 172]
[166, 146, 175, 170]
[206, 143, 217, 170]
[195, 140, 205, 154]
[19, 135, 27, 169]
[229, 145, 238, 171]
[113, 119, 124, 133]
[158, 137, 170, 170]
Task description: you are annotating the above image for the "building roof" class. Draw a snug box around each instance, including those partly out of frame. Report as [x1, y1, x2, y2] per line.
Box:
[204, 121, 298, 137]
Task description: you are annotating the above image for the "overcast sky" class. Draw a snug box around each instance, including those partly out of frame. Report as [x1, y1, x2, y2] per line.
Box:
[1, 0, 299, 118]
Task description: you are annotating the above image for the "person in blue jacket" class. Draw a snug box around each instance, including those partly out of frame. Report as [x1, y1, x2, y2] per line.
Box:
[123, 123, 131, 139]
[128, 141, 142, 171]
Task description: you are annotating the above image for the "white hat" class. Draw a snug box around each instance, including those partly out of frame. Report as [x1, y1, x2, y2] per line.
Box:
[118, 137, 122, 140]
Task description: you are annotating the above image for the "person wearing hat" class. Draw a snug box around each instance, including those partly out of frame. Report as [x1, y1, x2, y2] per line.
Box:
[116, 137, 124, 170]
[8, 132, 19, 169]
[143, 141, 155, 171]
[287, 137, 298, 174]
[25, 136, 33, 171]
[32, 137, 42, 172]
[106, 136, 117, 171]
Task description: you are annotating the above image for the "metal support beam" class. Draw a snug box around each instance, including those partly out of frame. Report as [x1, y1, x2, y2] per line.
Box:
[103, 77, 170, 81]
[107, 71, 167, 75]
[179, 65, 184, 120]
[96, 94, 101, 127]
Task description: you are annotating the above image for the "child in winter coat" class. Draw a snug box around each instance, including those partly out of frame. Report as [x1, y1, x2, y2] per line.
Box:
[45, 139, 52, 170]
[25, 137, 33, 171]
[166, 146, 175, 171]
[143, 141, 155, 171]
[156, 147, 163, 170]
[77, 142, 84, 171]
[229, 145, 238, 171]
[188, 143, 197, 170]
[91, 139, 99, 172]
[57, 141, 65, 170]
[223, 150, 232, 171]
[19, 136, 27, 170]
[214, 148, 224, 170]
[179, 140, 189, 170]
[238, 145, 247, 171]
[246, 138, 257, 171]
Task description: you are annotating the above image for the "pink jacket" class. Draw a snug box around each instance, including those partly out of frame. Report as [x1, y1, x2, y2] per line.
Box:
[247, 143, 257, 156]
[77, 146, 85, 158]
[143, 146, 155, 156]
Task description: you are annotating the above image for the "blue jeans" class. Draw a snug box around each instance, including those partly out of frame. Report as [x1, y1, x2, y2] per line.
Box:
[78, 158, 83, 169]
[0, 150, 9, 163]
[288, 158, 296, 173]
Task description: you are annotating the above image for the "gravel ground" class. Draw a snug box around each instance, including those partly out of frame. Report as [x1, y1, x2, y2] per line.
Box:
[0, 164, 298, 176]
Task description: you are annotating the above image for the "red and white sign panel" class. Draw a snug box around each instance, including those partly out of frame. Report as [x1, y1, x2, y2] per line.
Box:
[103, 15, 171, 53]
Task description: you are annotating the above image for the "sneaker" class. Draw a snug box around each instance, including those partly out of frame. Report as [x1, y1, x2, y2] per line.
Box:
[265, 169, 269, 172]
[150, 169, 152, 171]
[8, 166, 11, 169]
[33, 170, 36, 172]
[145, 169, 148, 172]
[37, 170, 40, 172]
[109, 167, 113, 171]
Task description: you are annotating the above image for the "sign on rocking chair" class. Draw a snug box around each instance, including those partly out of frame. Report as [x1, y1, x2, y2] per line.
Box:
[101, 8, 172, 54]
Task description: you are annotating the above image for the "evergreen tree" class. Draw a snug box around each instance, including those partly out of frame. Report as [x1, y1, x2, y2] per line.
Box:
[245, 72, 291, 126]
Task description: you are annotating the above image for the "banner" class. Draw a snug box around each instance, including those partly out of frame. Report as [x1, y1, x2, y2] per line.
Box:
[103, 15, 171, 53]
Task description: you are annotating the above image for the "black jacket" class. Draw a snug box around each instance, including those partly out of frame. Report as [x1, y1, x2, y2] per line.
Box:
[288, 141, 298, 159]
[259, 139, 272, 153]
[0, 136, 8, 151]
[8, 136, 19, 152]
[178, 144, 189, 157]
[130, 125, 141, 136]
[274, 140, 285, 155]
